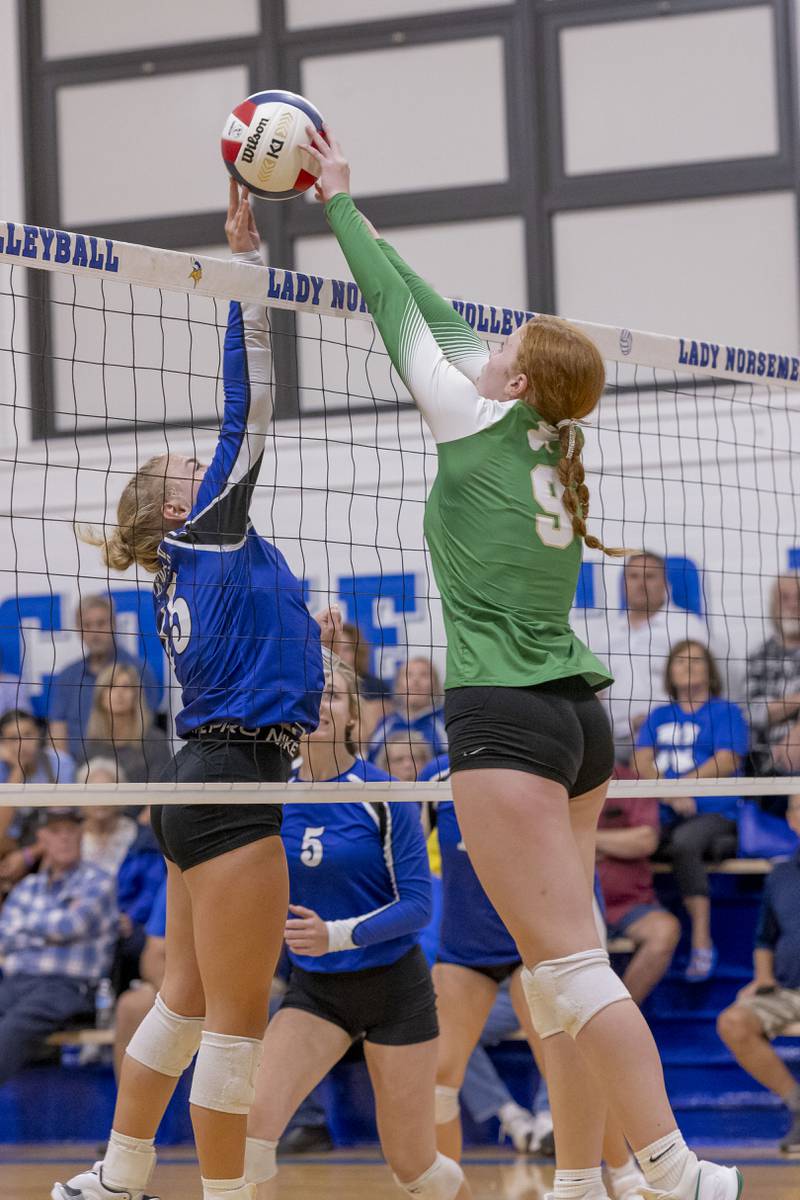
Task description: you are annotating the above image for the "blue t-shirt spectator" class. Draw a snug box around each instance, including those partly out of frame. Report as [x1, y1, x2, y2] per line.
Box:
[117, 821, 167, 928]
[49, 648, 161, 763]
[145, 877, 168, 939]
[637, 698, 748, 822]
[754, 850, 800, 991]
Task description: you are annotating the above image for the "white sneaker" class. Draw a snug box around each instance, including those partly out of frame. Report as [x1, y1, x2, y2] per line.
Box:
[499, 1103, 541, 1153]
[533, 1109, 555, 1157]
[52, 1162, 160, 1200]
[641, 1159, 743, 1200]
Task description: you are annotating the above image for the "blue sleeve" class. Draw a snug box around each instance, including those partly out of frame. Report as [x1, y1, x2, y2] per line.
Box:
[145, 878, 168, 939]
[48, 667, 72, 721]
[754, 880, 779, 951]
[164, 261, 273, 550]
[118, 853, 167, 926]
[716, 702, 749, 756]
[350, 803, 432, 947]
[636, 710, 660, 748]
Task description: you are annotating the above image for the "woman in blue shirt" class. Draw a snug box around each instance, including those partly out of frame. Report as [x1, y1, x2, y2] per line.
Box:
[634, 640, 748, 982]
[245, 663, 467, 1200]
[56, 186, 323, 1200]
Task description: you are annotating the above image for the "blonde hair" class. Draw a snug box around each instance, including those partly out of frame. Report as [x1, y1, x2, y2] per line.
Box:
[80, 454, 172, 574]
[86, 661, 151, 743]
[514, 316, 624, 558]
[328, 660, 360, 755]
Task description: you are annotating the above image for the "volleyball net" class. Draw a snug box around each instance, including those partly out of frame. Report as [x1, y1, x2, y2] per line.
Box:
[1, 220, 799, 806]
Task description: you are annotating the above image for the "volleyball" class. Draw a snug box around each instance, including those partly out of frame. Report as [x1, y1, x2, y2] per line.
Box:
[221, 89, 324, 200]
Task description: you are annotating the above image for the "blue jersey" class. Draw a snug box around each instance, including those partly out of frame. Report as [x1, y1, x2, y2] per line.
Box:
[637, 698, 748, 821]
[153, 266, 323, 737]
[367, 706, 447, 764]
[418, 756, 519, 966]
[284, 757, 432, 973]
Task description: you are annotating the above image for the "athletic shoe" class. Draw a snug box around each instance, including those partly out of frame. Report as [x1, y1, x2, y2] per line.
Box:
[779, 1108, 800, 1156]
[499, 1103, 540, 1153]
[277, 1124, 334, 1155]
[685, 946, 718, 983]
[52, 1162, 159, 1200]
[535, 1110, 555, 1158]
[641, 1158, 743, 1200]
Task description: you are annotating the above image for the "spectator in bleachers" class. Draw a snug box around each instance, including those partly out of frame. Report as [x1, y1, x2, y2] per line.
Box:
[375, 730, 433, 781]
[367, 656, 447, 763]
[747, 574, 800, 775]
[0, 807, 117, 1086]
[716, 794, 800, 1156]
[112, 876, 166, 1080]
[0, 708, 75, 784]
[115, 807, 167, 992]
[591, 552, 709, 762]
[82, 662, 171, 781]
[79, 784, 138, 874]
[596, 765, 681, 1004]
[333, 619, 393, 739]
[634, 640, 748, 983]
[48, 594, 161, 763]
[0, 650, 32, 716]
[0, 710, 75, 890]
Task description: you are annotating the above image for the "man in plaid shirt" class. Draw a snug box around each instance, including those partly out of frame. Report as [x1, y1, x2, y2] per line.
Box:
[0, 807, 118, 1084]
[746, 575, 800, 774]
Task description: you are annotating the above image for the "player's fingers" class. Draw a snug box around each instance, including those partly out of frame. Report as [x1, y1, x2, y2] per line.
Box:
[227, 176, 240, 219]
[288, 903, 316, 917]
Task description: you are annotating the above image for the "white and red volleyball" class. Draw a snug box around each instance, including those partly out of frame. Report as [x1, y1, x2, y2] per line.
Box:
[221, 90, 324, 200]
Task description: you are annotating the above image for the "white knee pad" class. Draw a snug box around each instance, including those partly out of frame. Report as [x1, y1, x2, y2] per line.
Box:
[126, 992, 204, 1077]
[534, 948, 631, 1039]
[520, 964, 563, 1039]
[189, 1031, 263, 1115]
[434, 1085, 460, 1125]
[395, 1153, 464, 1199]
[245, 1136, 277, 1185]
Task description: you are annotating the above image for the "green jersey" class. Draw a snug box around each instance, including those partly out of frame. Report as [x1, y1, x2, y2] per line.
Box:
[326, 194, 611, 692]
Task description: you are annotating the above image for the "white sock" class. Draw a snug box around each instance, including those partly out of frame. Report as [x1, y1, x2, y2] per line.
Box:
[102, 1129, 156, 1192]
[553, 1166, 607, 1199]
[635, 1132, 696, 1192]
[499, 1100, 527, 1122]
[606, 1155, 645, 1196]
[201, 1176, 253, 1200]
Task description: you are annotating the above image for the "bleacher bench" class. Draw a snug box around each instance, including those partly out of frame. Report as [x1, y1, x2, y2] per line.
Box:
[46, 1028, 114, 1047]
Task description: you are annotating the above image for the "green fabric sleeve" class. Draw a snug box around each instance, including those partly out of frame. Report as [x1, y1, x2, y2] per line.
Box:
[376, 237, 489, 384]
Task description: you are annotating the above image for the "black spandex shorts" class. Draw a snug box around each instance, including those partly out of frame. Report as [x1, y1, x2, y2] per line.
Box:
[445, 676, 614, 798]
[280, 945, 438, 1046]
[437, 959, 521, 985]
[151, 725, 297, 872]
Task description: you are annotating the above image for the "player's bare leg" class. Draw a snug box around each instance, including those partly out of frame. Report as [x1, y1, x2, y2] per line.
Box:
[432, 963, 498, 1161]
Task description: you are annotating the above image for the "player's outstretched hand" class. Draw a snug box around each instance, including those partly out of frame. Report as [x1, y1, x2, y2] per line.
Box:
[285, 904, 330, 956]
[315, 602, 344, 652]
[225, 178, 261, 255]
[304, 126, 350, 204]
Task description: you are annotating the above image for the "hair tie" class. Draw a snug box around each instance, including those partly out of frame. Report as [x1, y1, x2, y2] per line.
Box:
[556, 417, 577, 460]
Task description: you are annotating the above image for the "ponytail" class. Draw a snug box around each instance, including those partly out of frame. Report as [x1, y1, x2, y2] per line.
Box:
[556, 421, 626, 558]
[79, 454, 170, 574]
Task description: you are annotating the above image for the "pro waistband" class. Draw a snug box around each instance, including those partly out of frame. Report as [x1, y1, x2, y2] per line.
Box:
[189, 722, 303, 759]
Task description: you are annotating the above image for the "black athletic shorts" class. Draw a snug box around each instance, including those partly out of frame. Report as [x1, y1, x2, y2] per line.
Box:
[280, 945, 438, 1046]
[151, 725, 297, 872]
[437, 959, 521, 985]
[445, 676, 614, 798]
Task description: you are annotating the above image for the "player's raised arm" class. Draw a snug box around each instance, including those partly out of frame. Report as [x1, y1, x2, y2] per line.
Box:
[305, 128, 508, 444]
[167, 180, 273, 550]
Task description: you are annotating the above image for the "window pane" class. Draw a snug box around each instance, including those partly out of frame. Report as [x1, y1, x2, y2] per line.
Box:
[294, 217, 526, 412]
[553, 192, 798, 351]
[560, 6, 779, 174]
[43, 0, 259, 58]
[301, 38, 508, 196]
[287, 0, 506, 28]
[58, 66, 249, 225]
